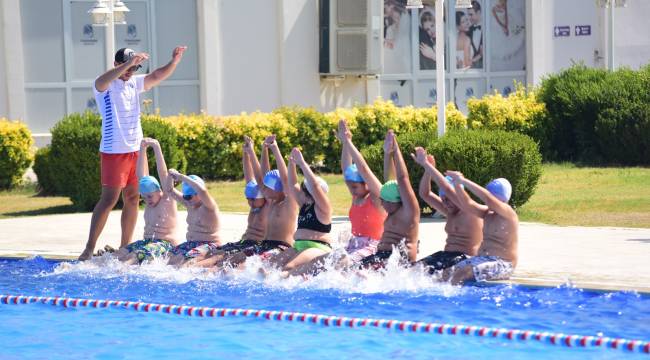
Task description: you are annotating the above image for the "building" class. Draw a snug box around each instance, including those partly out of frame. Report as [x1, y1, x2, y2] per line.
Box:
[0, 0, 649, 145]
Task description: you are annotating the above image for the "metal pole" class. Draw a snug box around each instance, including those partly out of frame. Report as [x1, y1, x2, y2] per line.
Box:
[607, 1, 614, 71]
[105, 0, 115, 70]
[435, 0, 446, 137]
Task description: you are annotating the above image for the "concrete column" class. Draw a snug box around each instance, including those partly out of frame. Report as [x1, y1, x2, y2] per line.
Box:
[197, 0, 220, 115]
[526, 0, 549, 86]
[0, 0, 26, 120]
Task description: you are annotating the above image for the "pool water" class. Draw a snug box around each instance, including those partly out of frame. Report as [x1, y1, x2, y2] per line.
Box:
[0, 256, 648, 359]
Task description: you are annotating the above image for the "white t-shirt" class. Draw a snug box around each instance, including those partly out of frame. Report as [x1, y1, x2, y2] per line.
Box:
[94, 75, 146, 154]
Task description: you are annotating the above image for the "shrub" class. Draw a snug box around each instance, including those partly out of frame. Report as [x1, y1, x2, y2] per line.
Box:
[537, 64, 650, 164]
[0, 119, 34, 189]
[47, 112, 185, 210]
[467, 84, 547, 142]
[362, 129, 542, 210]
[33, 146, 57, 195]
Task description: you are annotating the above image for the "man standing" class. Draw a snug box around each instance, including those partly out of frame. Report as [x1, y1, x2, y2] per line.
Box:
[468, 1, 483, 69]
[79, 46, 187, 261]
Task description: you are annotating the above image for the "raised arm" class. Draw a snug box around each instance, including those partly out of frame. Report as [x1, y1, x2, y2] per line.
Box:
[136, 140, 149, 179]
[95, 53, 149, 92]
[445, 171, 489, 218]
[242, 137, 254, 183]
[336, 120, 352, 174]
[340, 120, 383, 197]
[286, 150, 304, 201]
[265, 135, 290, 195]
[165, 168, 184, 201]
[392, 135, 419, 215]
[412, 147, 461, 208]
[148, 139, 168, 185]
[292, 148, 332, 219]
[455, 174, 515, 218]
[171, 170, 217, 212]
[416, 155, 447, 216]
[383, 131, 397, 182]
[143, 46, 187, 91]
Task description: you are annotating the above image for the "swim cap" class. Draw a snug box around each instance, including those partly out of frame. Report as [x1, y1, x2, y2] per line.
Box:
[343, 164, 364, 183]
[263, 170, 283, 192]
[439, 175, 463, 198]
[244, 180, 263, 199]
[138, 176, 161, 194]
[486, 178, 512, 203]
[380, 180, 401, 203]
[182, 175, 205, 196]
[304, 176, 329, 196]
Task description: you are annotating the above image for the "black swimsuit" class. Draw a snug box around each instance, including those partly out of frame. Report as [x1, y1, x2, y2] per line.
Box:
[297, 202, 331, 233]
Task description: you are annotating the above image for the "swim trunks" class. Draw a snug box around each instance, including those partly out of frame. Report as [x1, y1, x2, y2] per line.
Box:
[293, 239, 332, 252]
[345, 236, 380, 263]
[419, 251, 469, 273]
[242, 240, 290, 257]
[453, 256, 514, 282]
[217, 239, 261, 255]
[171, 241, 221, 259]
[125, 239, 173, 263]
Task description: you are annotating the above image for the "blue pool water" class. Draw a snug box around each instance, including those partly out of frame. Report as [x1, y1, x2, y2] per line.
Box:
[0, 256, 648, 359]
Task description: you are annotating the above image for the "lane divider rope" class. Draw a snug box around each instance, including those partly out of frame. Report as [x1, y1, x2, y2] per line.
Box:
[1, 294, 648, 355]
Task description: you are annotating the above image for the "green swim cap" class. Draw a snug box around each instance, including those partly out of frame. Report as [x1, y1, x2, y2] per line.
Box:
[380, 180, 401, 203]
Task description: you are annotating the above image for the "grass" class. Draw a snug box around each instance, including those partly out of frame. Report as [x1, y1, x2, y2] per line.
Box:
[2, 164, 649, 228]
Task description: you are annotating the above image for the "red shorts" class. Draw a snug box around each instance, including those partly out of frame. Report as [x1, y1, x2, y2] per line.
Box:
[100, 152, 139, 188]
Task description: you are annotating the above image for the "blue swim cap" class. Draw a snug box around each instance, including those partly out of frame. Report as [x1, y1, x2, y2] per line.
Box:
[343, 164, 364, 183]
[263, 170, 283, 192]
[182, 175, 205, 196]
[138, 176, 161, 194]
[486, 178, 512, 203]
[439, 175, 463, 198]
[244, 180, 263, 199]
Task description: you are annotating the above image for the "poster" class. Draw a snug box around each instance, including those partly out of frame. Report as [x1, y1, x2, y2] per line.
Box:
[383, 0, 412, 74]
[489, 0, 526, 71]
[417, 3, 440, 70]
[489, 76, 525, 96]
[415, 80, 450, 107]
[453, 0, 484, 70]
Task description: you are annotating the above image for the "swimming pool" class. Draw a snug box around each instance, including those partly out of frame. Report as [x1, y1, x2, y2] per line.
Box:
[1, 256, 648, 359]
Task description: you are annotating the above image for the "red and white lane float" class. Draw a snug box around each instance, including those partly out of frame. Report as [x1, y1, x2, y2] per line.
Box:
[1, 294, 649, 355]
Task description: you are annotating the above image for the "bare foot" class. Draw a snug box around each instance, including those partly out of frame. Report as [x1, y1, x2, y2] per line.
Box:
[104, 245, 117, 253]
[78, 248, 93, 261]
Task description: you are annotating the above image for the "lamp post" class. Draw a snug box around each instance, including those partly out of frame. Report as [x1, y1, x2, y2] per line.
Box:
[88, 0, 130, 70]
[598, 0, 627, 71]
[409, 0, 472, 137]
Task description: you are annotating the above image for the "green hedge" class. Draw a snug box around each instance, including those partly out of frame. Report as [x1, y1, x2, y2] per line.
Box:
[0, 119, 33, 189]
[537, 64, 650, 164]
[164, 100, 466, 179]
[34, 112, 185, 210]
[33, 146, 56, 195]
[362, 129, 542, 209]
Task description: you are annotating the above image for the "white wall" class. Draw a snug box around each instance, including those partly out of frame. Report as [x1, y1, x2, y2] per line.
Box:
[613, 0, 650, 69]
[0, 0, 7, 118]
[217, 0, 281, 114]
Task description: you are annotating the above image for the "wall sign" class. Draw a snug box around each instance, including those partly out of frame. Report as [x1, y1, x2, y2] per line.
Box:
[554, 26, 570, 37]
[575, 25, 591, 36]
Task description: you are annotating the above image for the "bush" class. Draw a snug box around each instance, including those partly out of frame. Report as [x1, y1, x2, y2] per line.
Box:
[537, 64, 650, 164]
[467, 84, 547, 142]
[362, 129, 542, 210]
[33, 146, 57, 195]
[46, 112, 185, 210]
[0, 119, 34, 189]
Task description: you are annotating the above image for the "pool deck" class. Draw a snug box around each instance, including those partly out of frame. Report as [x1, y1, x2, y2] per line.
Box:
[1, 211, 649, 293]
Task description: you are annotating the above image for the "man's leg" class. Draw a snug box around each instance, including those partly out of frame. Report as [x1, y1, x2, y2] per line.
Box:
[120, 184, 140, 248]
[79, 186, 122, 260]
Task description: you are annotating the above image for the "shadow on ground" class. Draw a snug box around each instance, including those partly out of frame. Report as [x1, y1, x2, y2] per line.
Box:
[4, 204, 79, 218]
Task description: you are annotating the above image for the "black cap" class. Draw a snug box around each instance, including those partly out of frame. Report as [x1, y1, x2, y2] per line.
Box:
[115, 48, 141, 70]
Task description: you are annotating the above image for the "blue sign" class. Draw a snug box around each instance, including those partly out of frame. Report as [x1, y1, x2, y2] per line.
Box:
[554, 26, 571, 37]
[575, 25, 591, 36]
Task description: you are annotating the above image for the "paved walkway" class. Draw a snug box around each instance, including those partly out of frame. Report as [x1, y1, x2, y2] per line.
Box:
[1, 212, 649, 293]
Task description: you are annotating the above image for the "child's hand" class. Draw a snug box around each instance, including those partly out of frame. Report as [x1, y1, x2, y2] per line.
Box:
[168, 168, 181, 181]
[290, 147, 305, 165]
[426, 154, 436, 168]
[264, 135, 277, 149]
[383, 130, 395, 153]
[243, 136, 253, 152]
[445, 170, 464, 183]
[411, 147, 428, 165]
[337, 119, 352, 142]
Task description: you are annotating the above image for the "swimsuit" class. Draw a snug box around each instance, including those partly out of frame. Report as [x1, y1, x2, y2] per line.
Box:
[171, 241, 221, 259]
[297, 202, 332, 233]
[453, 256, 514, 282]
[242, 240, 290, 257]
[419, 251, 469, 273]
[217, 239, 261, 255]
[345, 236, 380, 263]
[125, 239, 173, 263]
[349, 198, 385, 241]
[292, 239, 331, 252]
